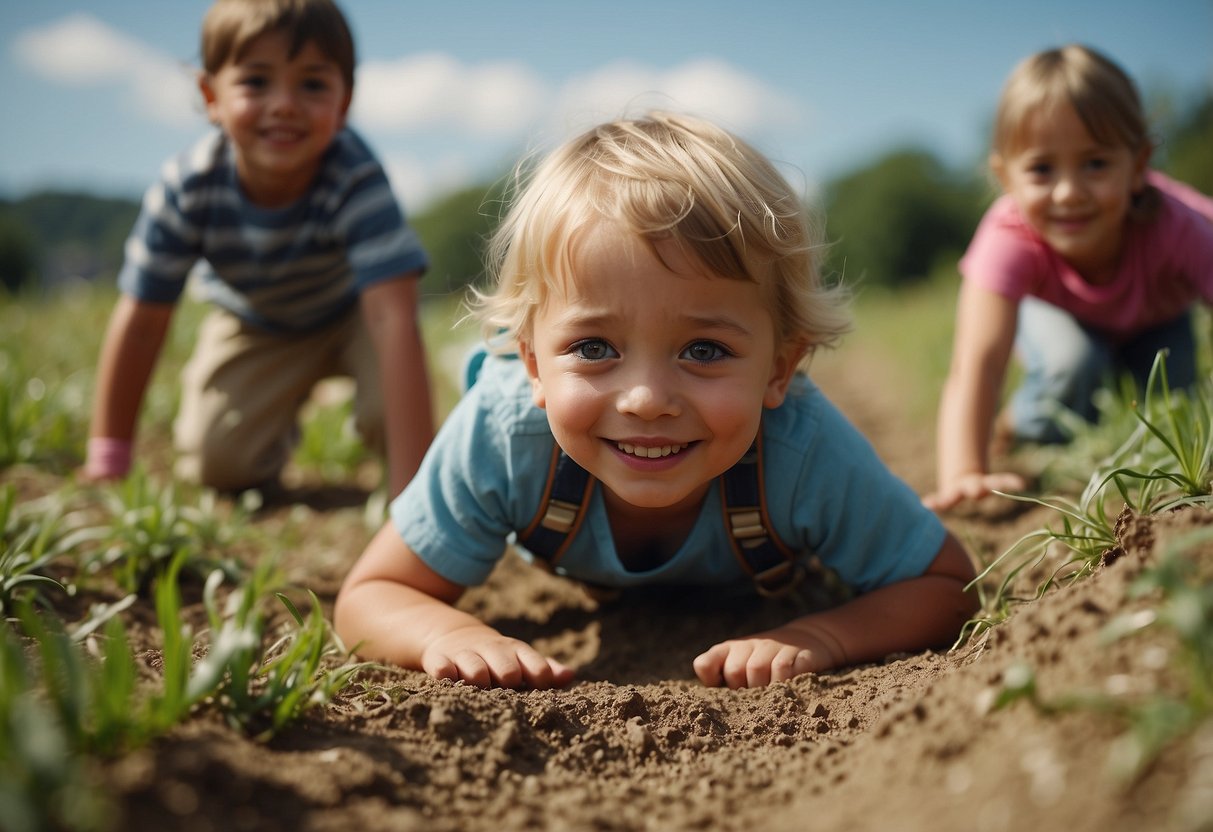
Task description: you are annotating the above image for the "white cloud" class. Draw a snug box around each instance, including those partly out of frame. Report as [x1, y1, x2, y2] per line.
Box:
[353, 52, 547, 136]
[364, 57, 805, 207]
[552, 58, 803, 137]
[353, 53, 800, 151]
[13, 13, 201, 129]
[11, 15, 805, 205]
[381, 150, 480, 212]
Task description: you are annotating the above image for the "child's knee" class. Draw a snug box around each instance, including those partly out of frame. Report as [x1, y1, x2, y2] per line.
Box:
[174, 415, 292, 491]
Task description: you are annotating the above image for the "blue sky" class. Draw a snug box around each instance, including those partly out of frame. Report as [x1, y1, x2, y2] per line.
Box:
[1, 1, 1209, 211]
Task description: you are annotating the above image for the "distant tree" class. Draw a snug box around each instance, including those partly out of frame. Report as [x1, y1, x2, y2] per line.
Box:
[412, 180, 507, 297]
[0, 212, 38, 294]
[1159, 92, 1212, 195]
[16, 191, 139, 264]
[822, 148, 985, 287]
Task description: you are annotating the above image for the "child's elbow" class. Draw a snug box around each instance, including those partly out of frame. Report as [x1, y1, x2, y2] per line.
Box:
[931, 533, 980, 618]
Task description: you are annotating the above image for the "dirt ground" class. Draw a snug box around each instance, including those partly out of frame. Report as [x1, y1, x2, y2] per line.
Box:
[27, 345, 1213, 832]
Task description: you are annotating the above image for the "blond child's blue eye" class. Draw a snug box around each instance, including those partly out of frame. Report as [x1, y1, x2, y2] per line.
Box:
[572, 339, 616, 361]
[682, 341, 728, 363]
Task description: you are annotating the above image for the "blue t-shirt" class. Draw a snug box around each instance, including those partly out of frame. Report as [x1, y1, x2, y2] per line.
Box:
[392, 354, 945, 594]
[118, 128, 428, 333]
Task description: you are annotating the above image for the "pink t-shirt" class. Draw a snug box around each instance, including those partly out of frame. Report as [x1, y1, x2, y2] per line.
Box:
[960, 171, 1213, 337]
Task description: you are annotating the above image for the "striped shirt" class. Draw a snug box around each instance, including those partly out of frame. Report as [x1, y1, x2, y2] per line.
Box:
[118, 128, 428, 333]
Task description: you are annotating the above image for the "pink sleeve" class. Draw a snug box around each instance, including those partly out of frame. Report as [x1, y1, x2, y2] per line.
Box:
[1149, 171, 1213, 224]
[1148, 172, 1213, 304]
[958, 196, 1045, 300]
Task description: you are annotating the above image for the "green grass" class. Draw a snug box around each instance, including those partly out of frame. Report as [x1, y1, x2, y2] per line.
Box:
[2, 273, 1211, 828]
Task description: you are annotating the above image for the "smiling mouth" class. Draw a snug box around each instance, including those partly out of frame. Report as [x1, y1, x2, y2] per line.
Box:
[615, 441, 690, 459]
[262, 127, 304, 141]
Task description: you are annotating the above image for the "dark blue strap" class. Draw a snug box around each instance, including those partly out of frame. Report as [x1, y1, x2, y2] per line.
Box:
[518, 434, 802, 596]
[720, 438, 802, 596]
[517, 445, 593, 567]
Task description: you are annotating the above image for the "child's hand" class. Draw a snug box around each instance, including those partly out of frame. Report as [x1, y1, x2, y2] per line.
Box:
[922, 470, 1027, 512]
[693, 623, 843, 688]
[421, 624, 574, 690]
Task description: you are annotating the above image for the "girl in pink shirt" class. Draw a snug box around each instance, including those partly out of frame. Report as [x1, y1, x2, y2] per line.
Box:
[925, 44, 1213, 512]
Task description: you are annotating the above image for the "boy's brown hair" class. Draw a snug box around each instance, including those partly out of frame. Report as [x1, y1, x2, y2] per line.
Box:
[201, 0, 356, 90]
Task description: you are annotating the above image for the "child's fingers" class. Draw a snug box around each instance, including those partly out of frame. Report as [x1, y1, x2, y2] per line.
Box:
[925, 471, 1029, 512]
[427, 642, 572, 690]
[513, 650, 574, 690]
[448, 649, 494, 688]
[770, 647, 814, 684]
[692, 644, 728, 687]
[694, 641, 814, 688]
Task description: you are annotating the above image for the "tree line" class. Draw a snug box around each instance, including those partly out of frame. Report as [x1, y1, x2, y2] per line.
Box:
[2, 92, 1208, 298]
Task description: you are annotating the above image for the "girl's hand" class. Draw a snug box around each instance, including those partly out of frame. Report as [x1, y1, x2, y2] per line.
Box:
[421, 625, 574, 690]
[693, 624, 843, 688]
[922, 470, 1028, 512]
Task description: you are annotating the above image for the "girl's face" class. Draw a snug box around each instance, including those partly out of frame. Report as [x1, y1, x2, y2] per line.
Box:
[200, 30, 350, 207]
[994, 100, 1148, 282]
[519, 222, 802, 515]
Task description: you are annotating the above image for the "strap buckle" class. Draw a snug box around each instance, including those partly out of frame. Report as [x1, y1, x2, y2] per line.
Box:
[752, 561, 805, 599]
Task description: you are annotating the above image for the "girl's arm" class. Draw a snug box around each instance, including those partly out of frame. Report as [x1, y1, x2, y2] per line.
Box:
[922, 280, 1026, 511]
[83, 295, 174, 480]
[334, 521, 574, 689]
[693, 532, 976, 688]
[360, 275, 435, 498]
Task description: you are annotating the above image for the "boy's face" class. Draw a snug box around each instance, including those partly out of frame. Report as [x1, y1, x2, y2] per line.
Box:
[993, 100, 1147, 282]
[520, 222, 802, 514]
[199, 29, 351, 206]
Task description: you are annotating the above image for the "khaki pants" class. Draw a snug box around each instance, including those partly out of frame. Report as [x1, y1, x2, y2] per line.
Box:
[173, 306, 382, 491]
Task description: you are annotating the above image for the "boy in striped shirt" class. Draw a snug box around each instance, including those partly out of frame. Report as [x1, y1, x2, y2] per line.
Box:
[84, 0, 433, 498]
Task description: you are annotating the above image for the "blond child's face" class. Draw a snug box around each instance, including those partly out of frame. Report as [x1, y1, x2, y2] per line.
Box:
[994, 100, 1148, 282]
[519, 222, 802, 514]
[199, 30, 350, 207]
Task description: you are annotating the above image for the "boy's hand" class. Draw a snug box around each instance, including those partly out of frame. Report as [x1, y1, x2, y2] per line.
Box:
[421, 624, 574, 690]
[693, 623, 843, 688]
[922, 470, 1027, 512]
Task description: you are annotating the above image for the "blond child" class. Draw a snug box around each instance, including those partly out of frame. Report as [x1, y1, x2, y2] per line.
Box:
[335, 112, 976, 690]
[927, 44, 1213, 512]
[83, 0, 433, 498]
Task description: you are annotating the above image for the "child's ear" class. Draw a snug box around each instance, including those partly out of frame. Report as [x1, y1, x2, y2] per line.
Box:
[1131, 144, 1152, 192]
[989, 152, 1009, 190]
[763, 340, 807, 409]
[518, 340, 547, 410]
[198, 72, 220, 124]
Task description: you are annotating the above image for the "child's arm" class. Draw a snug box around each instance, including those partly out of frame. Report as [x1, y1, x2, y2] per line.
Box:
[692, 532, 976, 688]
[82, 295, 174, 481]
[922, 280, 1027, 511]
[334, 521, 575, 689]
[360, 275, 435, 497]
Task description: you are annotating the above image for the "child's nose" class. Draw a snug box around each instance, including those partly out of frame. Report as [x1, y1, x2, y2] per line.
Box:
[1053, 173, 1086, 204]
[616, 371, 679, 419]
[268, 85, 299, 114]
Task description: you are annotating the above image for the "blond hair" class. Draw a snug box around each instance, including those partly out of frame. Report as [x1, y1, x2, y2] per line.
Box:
[201, 0, 355, 90]
[472, 112, 850, 360]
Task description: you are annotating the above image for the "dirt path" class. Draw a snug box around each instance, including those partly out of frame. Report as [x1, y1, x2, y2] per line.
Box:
[51, 345, 1213, 831]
